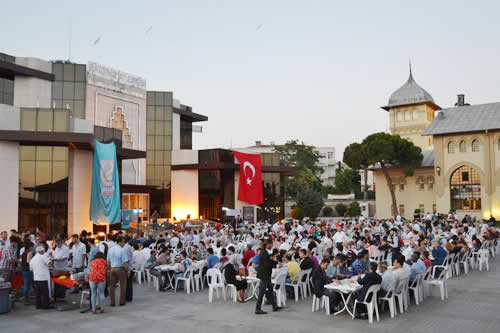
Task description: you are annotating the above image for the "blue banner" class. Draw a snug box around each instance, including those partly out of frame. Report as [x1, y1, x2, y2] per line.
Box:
[121, 210, 133, 229]
[90, 139, 121, 224]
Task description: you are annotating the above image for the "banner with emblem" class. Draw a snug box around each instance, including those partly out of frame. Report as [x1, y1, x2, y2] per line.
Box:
[232, 151, 264, 205]
[90, 139, 121, 224]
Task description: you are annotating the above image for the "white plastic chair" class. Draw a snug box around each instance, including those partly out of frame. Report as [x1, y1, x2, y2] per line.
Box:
[408, 273, 424, 305]
[478, 249, 489, 271]
[207, 268, 226, 303]
[423, 267, 448, 301]
[311, 294, 330, 315]
[352, 284, 381, 324]
[133, 264, 146, 285]
[458, 250, 470, 275]
[285, 270, 305, 302]
[378, 282, 397, 318]
[175, 266, 194, 294]
[303, 268, 312, 298]
[273, 272, 287, 307]
[394, 277, 409, 314]
[193, 263, 204, 292]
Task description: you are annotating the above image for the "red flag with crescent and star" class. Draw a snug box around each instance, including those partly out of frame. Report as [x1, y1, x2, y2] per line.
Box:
[233, 151, 264, 205]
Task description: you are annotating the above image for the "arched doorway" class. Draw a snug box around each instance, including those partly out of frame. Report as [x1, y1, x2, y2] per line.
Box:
[450, 166, 481, 210]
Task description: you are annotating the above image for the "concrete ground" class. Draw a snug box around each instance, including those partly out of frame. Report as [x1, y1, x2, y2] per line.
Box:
[2, 256, 500, 333]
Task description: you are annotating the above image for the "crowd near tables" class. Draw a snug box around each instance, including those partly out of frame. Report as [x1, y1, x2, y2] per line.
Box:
[0, 212, 499, 322]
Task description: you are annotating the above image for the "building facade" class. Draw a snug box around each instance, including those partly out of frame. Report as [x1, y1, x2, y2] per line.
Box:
[0, 52, 206, 236]
[375, 68, 500, 221]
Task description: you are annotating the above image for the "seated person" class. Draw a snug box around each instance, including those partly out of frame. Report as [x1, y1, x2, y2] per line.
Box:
[219, 248, 229, 263]
[175, 251, 192, 288]
[337, 254, 353, 279]
[224, 256, 248, 302]
[351, 250, 369, 275]
[248, 249, 260, 276]
[409, 252, 426, 281]
[378, 262, 394, 298]
[354, 262, 382, 319]
[285, 254, 300, 282]
[311, 259, 341, 313]
[422, 251, 432, 269]
[206, 248, 220, 269]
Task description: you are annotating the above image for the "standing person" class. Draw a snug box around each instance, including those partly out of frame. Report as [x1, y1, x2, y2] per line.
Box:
[255, 239, 282, 315]
[21, 241, 35, 305]
[106, 236, 129, 307]
[89, 252, 108, 314]
[71, 234, 87, 272]
[0, 236, 19, 283]
[30, 246, 52, 309]
[390, 228, 402, 258]
[123, 238, 135, 302]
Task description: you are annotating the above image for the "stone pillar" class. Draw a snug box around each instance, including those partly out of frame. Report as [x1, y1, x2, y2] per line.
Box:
[0, 142, 19, 232]
[68, 149, 93, 236]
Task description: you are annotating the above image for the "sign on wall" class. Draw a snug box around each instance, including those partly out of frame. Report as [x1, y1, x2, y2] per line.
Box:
[243, 206, 255, 222]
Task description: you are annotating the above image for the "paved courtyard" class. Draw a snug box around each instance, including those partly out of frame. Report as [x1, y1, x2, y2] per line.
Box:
[2, 257, 500, 333]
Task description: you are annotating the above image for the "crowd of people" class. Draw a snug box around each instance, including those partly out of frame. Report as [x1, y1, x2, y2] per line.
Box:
[0, 211, 498, 319]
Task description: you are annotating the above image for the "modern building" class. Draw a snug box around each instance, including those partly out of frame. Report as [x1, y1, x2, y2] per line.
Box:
[170, 149, 295, 223]
[242, 141, 338, 186]
[374, 68, 500, 220]
[0, 52, 206, 236]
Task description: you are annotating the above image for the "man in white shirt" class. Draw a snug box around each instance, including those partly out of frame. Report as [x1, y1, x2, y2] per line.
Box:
[30, 246, 52, 309]
[52, 238, 70, 269]
[71, 234, 87, 272]
[333, 229, 346, 245]
[278, 238, 291, 252]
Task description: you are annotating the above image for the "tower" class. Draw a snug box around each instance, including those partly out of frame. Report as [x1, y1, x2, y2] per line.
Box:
[381, 65, 440, 150]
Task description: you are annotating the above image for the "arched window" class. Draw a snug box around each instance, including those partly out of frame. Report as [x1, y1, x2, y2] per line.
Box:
[450, 166, 481, 210]
[472, 139, 480, 152]
[448, 142, 455, 153]
[459, 140, 466, 152]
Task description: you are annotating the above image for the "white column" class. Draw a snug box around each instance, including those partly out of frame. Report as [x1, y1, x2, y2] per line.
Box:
[0, 142, 19, 232]
[68, 150, 93, 236]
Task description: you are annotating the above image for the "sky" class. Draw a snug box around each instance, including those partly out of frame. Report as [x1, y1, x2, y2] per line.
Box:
[2, 1, 500, 159]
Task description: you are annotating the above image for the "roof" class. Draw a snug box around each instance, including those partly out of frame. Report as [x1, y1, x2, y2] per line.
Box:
[369, 150, 434, 170]
[381, 69, 437, 111]
[424, 102, 500, 136]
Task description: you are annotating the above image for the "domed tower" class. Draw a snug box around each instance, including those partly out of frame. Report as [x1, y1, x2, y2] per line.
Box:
[381, 66, 440, 150]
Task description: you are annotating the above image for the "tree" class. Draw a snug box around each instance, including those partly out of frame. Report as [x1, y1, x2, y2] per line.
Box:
[322, 206, 333, 217]
[334, 168, 358, 194]
[347, 201, 361, 217]
[343, 142, 370, 200]
[258, 182, 282, 222]
[335, 203, 347, 217]
[295, 187, 324, 219]
[290, 207, 305, 220]
[358, 132, 423, 217]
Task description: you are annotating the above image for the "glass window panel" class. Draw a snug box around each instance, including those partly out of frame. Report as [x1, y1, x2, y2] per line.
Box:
[53, 110, 69, 132]
[37, 110, 53, 131]
[146, 121, 155, 135]
[52, 161, 68, 182]
[52, 99, 63, 109]
[155, 106, 164, 120]
[20, 146, 36, 161]
[155, 121, 164, 135]
[147, 92, 155, 105]
[53, 147, 68, 161]
[146, 151, 154, 165]
[164, 151, 171, 165]
[63, 82, 75, 99]
[155, 136, 164, 150]
[0, 78, 4, 91]
[165, 136, 172, 150]
[103, 128, 113, 142]
[0, 93, 4, 105]
[146, 166, 154, 182]
[36, 146, 52, 161]
[20, 161, 36, 187]
[73, 100, 85, 119]
[165, 92, 173, 106]
[63, 100, 74, 113]
[52, 81, 63, 100]
[4, 93, 13, 105]
[52, 63, 63, 81]
[21, 109, 37, 131]
[146, 136, 155, 150]
[154, 165, 164, 180]
[154, 151, 163, 165]
[35, 161, 52, 186]
[164, 166, 171, 181]
[74, 82, 85, 100]
[154, 92, 164, 106]
[164, 107, 173, 120]
[63, 64, 75, 81]
[164, 121, 172, 135]
[147, 106, 155, 120]
[75, 65, 86, 82]
[3, 79, 13, 93]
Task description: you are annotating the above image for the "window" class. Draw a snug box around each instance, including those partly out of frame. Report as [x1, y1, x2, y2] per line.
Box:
[399, 183, 404, 191]
[428, 182, 434, 190]
[419, 181, 425, 191]
[448, 142, 455, 153]
[399, 205, 405, 216]
[450, 165, 481, 210]
[419, 204, 425, 213]
[327, 152, 334, 160]
[472, 139, 480, 152]
[459, 140, 466, 152]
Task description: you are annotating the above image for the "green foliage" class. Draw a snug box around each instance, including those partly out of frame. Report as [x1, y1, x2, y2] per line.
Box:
[321, 185, 336, 197]
[414, 208, 421, 214]
[322, 206, 334, 217]
[333, 168, 359, 194]
[273, 140, 324, 176]
[290, 207, 305, 220]
[286, 169, 322, 198]
[346, 201, 361, 217]
[295, 187, 324, 219]
[334, 203, 348, 217]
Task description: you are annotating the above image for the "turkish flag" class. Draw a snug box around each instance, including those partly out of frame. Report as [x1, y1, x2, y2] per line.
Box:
[233, 151, 264, 205]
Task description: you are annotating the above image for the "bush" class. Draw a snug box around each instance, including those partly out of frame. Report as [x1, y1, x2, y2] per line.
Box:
[335, 203, 348, 217]
[347, 201, 361, 217]
[322, 206, 334, 217]
[291, 207, 305, 220]
[296, 187, 324, 219]
[414, 208, 421, 214]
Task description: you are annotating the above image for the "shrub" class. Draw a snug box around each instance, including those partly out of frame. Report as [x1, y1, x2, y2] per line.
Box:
[291, 207, 305, 220]
[335, 203, 348, 217]
[322, 206, 334, 217]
